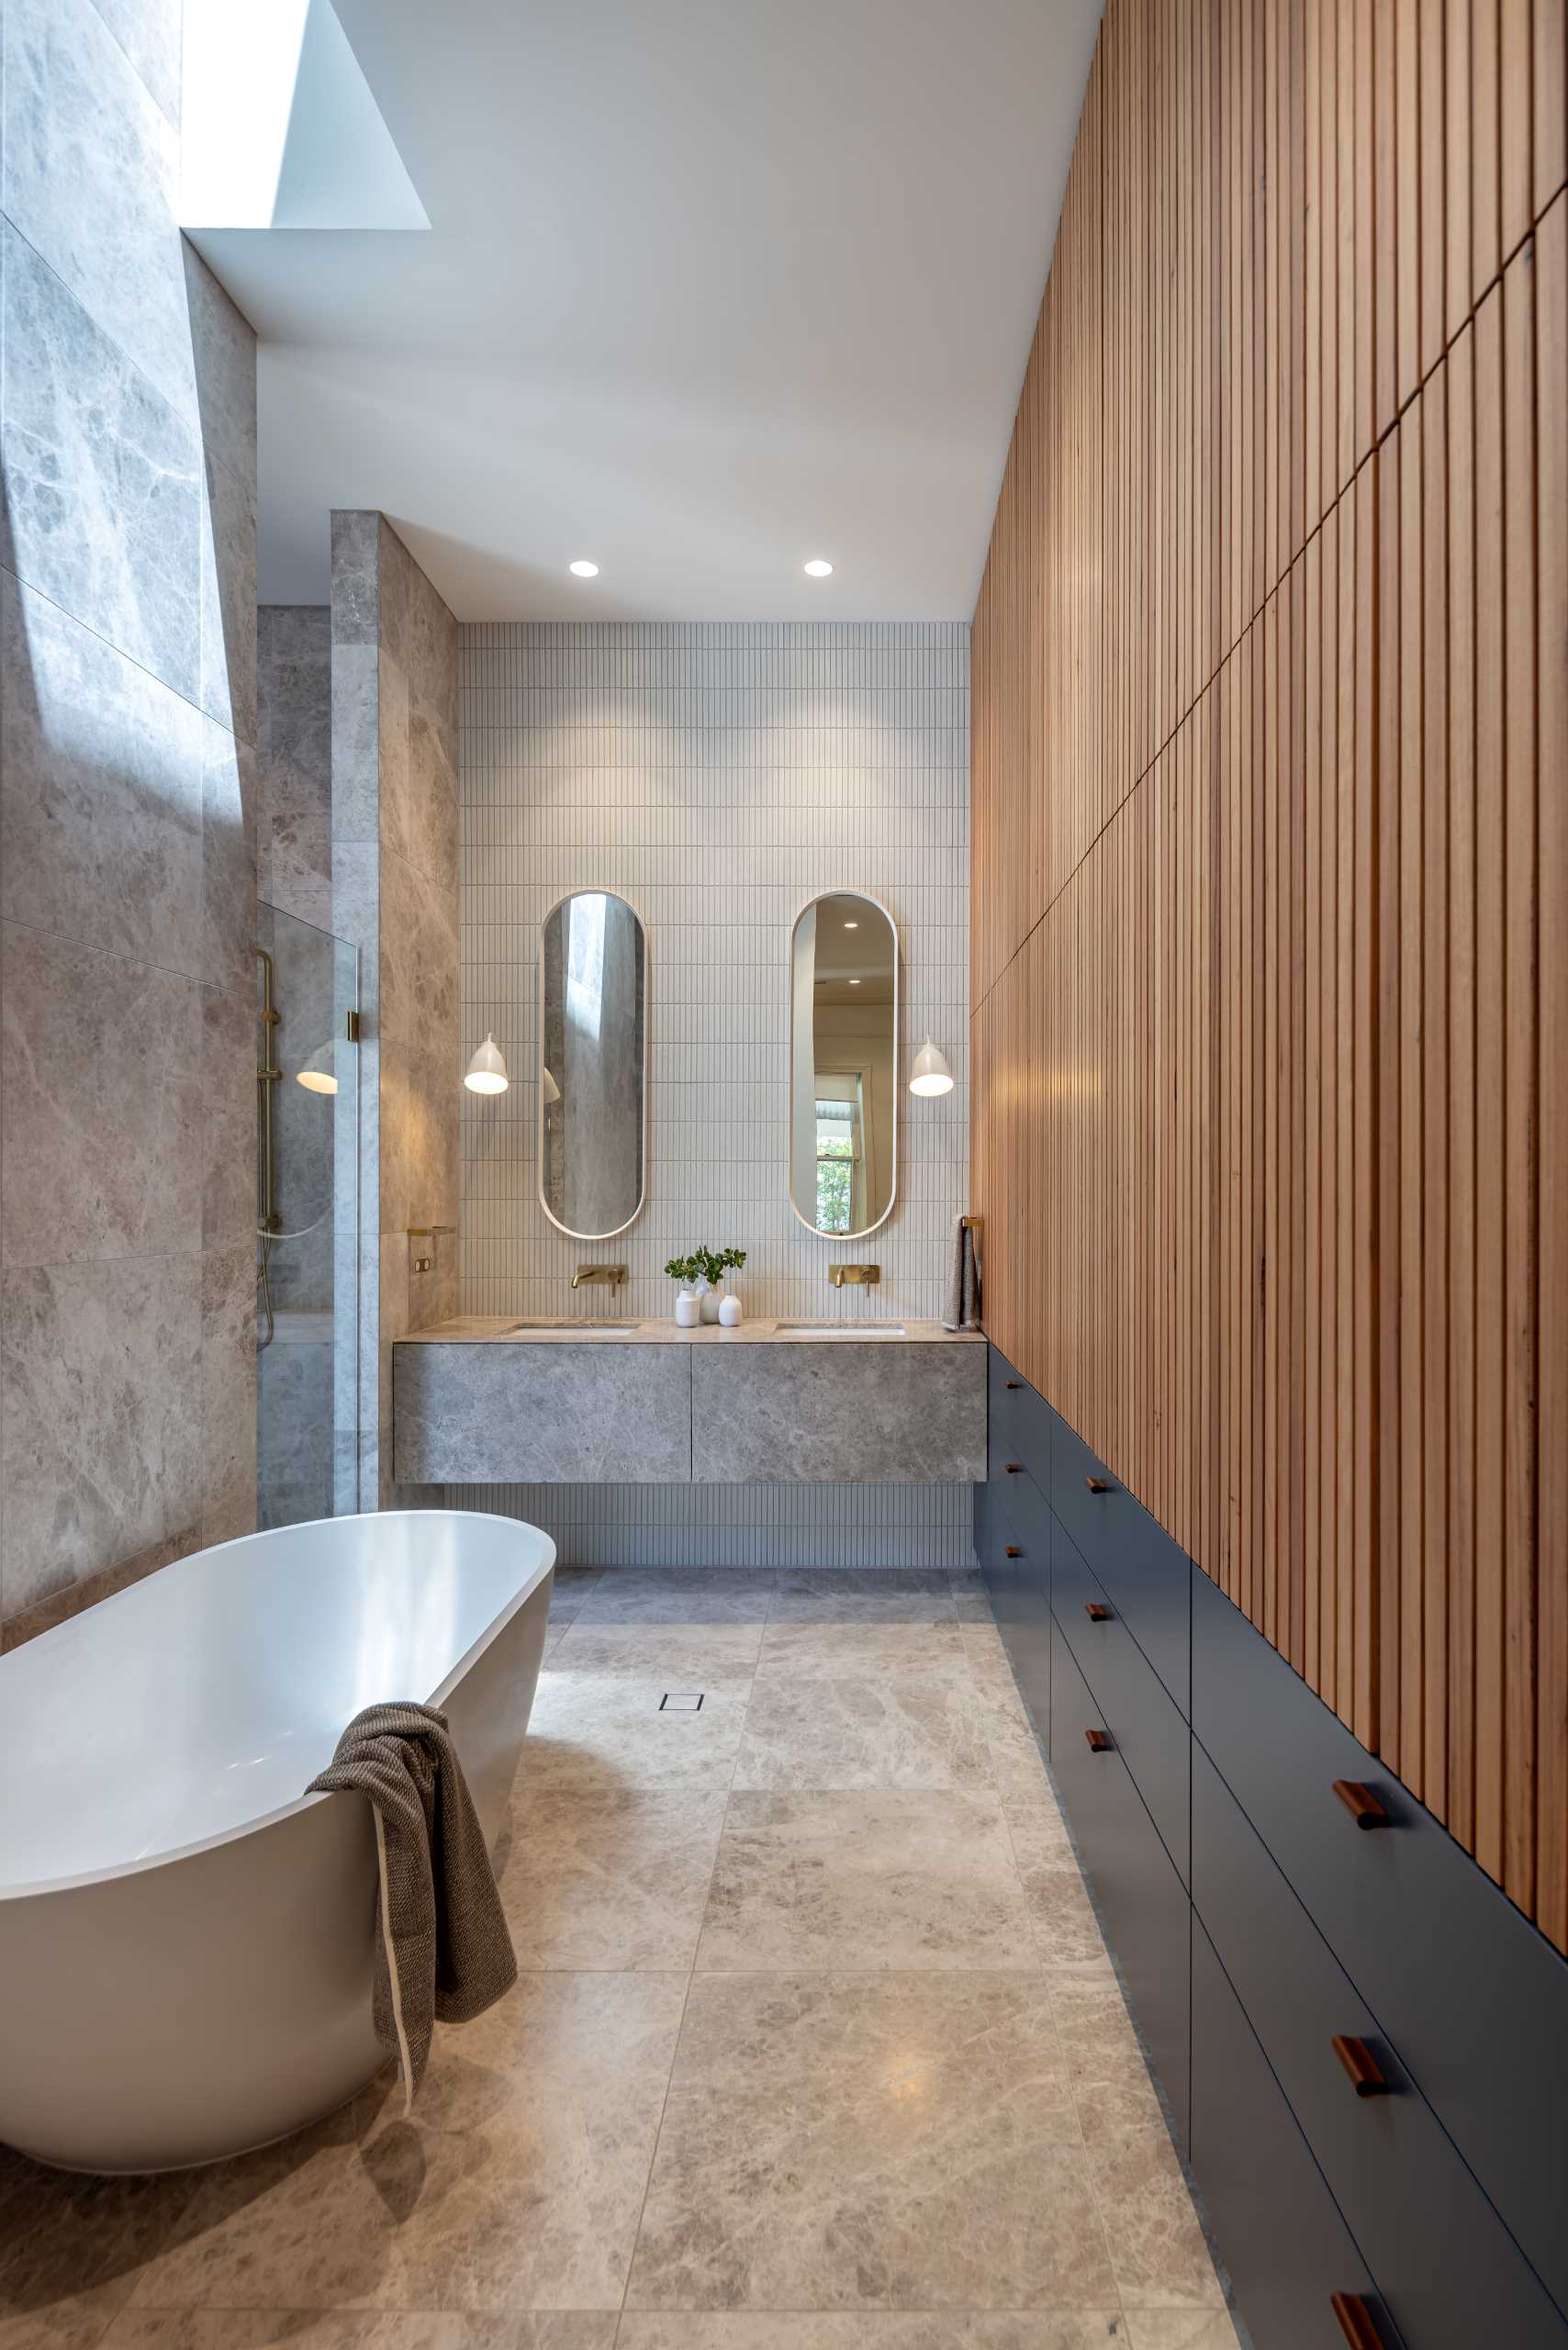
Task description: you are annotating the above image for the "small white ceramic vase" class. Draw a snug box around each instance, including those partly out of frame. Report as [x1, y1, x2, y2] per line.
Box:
[700, 1281, 723, 1324]
[675, 1290, 701, 1329]
[718, 1292, 743, 1327]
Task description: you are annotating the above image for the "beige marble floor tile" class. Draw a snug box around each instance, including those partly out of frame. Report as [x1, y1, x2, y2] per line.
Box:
[498, 1790, 728, 1968]
[131, 1975, 688, 2314]
[545, 1570, 603, 1627]
[1004, 1808, 1112, 1969]
[978, 1708, 1053, 1802]
[754, 1621, 973, 1679]
[1120, 2315, 1242, 2349]
[694, 1791, 1038, 1971]
[958, 1627, 1011, 1667]
[519, 1675, 748, 1795]
[1084, 2129, 1225, 2311]
[620, 2319, 1130, 2350]
[734, 1674, 997, 1792]
[947, 1573, 997, 1625]
[0, 2147, 196, 2350]
[104, 2317, 617, 2350]
[767, 1572, 959, 1624]
[1047, 1973, 1168, 2133]
[577, 1570, 775, 1625]
[627, 1972, 1113, 2312]
[546, 1624, 763, 1681]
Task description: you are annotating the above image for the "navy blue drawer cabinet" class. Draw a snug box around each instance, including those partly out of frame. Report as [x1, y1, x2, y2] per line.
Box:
[980, 1478, 1049, 1740]
[1193, 1567, 1568, 2322]
[1051, 1525, 1189, 1886]
[1192, 1917, 1394, 2348]
[978, 1346, 1568, 2349]
[1050, 1614, 1192, 2152]
[1193, 1746, 1565, 2348]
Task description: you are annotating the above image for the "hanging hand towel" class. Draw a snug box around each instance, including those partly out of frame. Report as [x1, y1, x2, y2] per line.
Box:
[941, 1214, 982, 1332]
[308, 1699, 516, 2111]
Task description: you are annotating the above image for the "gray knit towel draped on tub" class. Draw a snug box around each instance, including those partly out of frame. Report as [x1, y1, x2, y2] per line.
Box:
[308, 1700, 517, 2110]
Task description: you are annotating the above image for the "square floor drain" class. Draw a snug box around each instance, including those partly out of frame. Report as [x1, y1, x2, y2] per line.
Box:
[659, 1691, 704, 1711]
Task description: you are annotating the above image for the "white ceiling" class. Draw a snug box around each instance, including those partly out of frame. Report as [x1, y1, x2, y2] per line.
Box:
[202, 0, 1103, 620]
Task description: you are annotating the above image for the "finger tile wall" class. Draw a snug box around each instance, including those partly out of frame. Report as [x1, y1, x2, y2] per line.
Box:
[454, 620, 973, 1568]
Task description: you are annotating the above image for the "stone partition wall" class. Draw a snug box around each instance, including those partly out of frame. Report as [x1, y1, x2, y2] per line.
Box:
[0, 0, 259, 1645]
[330, 515, 460, 1508]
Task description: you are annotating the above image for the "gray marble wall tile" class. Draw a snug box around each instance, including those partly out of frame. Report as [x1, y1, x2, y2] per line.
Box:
[184, 241, 256, 491]
[202, 981, 256, 1255]
[330, 510, 380, 645]
[86, 0, 182, 125]
[0, 220, 201, 701]
[258, 602, 331, 927]
[202, 1244, 256, 1548]
[2, 0, 195, 422]
[330, 643, 380, 844]
[257, 1319, 333, 1531]
[200, 456, 258, 744]
[0, 1253, 203, 1617]
[379, 846, 460, 1231]
[1, 923, 204, 1266]
[0, 570, 204, 977]
[202, 719, 257, 994]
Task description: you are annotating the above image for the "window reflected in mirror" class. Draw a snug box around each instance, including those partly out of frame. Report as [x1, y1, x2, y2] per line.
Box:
[790, 891, 898, 1237]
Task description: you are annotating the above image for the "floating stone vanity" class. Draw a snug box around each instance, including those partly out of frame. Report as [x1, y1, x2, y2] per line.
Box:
[393, 1318, 986, 1485]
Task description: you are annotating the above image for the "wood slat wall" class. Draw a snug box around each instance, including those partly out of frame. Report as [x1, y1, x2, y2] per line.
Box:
[970, 0, 1568, 1949]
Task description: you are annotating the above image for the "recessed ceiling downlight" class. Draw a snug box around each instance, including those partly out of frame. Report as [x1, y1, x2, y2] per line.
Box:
[569, 559, 599, 577]
[803, 558, 834, 577]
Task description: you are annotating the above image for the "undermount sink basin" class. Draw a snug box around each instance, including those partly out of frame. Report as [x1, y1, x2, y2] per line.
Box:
[502, 1317, 641, 1333]
[774, 1320, 908, 1337]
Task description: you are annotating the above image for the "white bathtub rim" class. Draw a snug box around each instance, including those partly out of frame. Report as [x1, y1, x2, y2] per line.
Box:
[0, 1510, 554, 1905]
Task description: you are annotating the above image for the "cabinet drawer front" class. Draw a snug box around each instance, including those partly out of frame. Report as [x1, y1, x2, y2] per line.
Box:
[1192, 1566, 1568, 2318]
[981, 1483, 1050, 1738]
[988, 1345, 1053, 1484]
[1192, 1918, 1387, 2350]
[991, 1444, 1051, 1562]
[1053, 1528, 1189, 1886]
[1193, 1748, 1567, 2348]
[1050, 1416, 1189, 1715]
[1050, 1615, 1191, 2151]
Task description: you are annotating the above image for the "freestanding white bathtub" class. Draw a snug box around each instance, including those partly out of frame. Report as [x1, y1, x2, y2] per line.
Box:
[0, 1509, 554, 2174]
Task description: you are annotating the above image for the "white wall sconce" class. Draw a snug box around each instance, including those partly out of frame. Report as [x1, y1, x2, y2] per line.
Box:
[465, 1033, 510, 1094]
[908, 1036, 955, 1098]
[297, 1042, 338, 1095]
[542, 1064, 560, 1103]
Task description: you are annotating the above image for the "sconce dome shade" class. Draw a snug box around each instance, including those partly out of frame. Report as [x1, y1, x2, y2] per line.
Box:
[297, 1043, 338, 1095]
[542, 1064, 561, 1104]
[465, 1033, 510, 1094]
[908, 1035, 955, 1097]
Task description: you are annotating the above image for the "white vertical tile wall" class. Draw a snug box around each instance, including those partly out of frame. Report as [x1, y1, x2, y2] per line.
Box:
[456, 619, 972, 1568]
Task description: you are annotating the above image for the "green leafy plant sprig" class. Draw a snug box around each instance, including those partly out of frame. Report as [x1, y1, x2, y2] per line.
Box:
[665, 1246, 746, 1288]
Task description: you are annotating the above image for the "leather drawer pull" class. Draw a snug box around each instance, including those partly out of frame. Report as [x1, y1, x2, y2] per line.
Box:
[1330, 2291, 1383, 2348]
[1333, 1779, 1391, 1830]
[1005, 1546, 1022, 1559]
[1084, 1601, 1114, 1622]
[1331, 2035, 1390, 2098]
[1085, 1728, 1113, 1753]
[1005, 1380, 1022, 1389]
[1085, 1475, 1114, 1494]
[1005, 1462, 1022, 1474]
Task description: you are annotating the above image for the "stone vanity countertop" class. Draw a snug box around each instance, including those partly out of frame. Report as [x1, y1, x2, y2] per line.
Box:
[395, 1315, 984, 1346]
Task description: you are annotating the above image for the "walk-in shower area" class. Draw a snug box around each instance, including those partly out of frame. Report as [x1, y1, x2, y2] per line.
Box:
[254, 903, 359, 1528]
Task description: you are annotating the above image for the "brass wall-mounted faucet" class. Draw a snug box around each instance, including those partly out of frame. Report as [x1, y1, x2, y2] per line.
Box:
[828, 1263, 880, 1288]
[572, 1263, 628, 1290]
